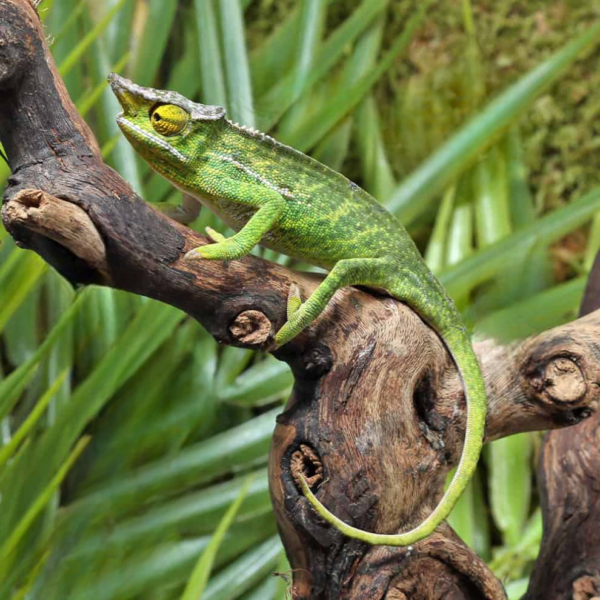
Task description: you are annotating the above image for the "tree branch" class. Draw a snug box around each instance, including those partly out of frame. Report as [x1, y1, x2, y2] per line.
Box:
[524, 258, 600, 600]
[1, 1, 599, 598]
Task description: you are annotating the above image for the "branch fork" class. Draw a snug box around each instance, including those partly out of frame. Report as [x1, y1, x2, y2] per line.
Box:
[2, 1, 600, 598]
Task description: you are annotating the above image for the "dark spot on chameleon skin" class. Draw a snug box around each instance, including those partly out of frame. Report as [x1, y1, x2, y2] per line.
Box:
[349, 181, 360, 191]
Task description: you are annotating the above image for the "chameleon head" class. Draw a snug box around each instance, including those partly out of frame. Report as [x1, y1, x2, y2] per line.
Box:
[108, 73, 225, 183]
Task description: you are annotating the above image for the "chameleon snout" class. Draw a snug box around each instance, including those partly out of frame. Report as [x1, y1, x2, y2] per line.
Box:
[108, 72, 141, 117]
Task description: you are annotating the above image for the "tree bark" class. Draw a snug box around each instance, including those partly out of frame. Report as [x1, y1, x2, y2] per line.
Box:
[524, 256, 600, 600]
[1, 1, 599, 599]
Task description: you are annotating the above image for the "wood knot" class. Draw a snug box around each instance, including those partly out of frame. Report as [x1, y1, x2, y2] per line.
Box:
[16, 189, 44, 207]
[229, 310, 271, 345]
[573, 575, 600, 600]
[291, 444, 323, 490]
[385, 592, 407, 600]
[540, 356, 586, 403]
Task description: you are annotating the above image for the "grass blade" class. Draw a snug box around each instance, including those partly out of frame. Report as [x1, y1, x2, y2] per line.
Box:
[0, 371, 68, 470]
[0, 436, 89, 575]
[279, 2, 429, 151]
[58, 0, 129, 77]
[0, 289, 87, 421]
[130, 0, 178, 86]
[256, 0, 387, 130]
[441, 185, 600, 298]
[388, 21, 600, 224]
[195, 0, 228, 107]
[181, 476, 253, 600]
[218, 0, 255, 126]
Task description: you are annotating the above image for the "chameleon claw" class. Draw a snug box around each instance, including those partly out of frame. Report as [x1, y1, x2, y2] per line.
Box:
[272, 284, 303, 347]
[286, 283, 303, 320]
[183, 247, 206, 262]
[205, 226, 227, 243]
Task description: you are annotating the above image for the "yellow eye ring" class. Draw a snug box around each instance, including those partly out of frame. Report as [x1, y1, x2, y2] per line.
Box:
[150, 104, 190, 137]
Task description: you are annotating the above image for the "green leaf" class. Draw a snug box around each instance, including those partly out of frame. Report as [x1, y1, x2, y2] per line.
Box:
[474, 277, 585, 343]
[0, 301, 184, 542]
[0, 436, 89, 576]
[506, 578, 530, 600]
[256, 0, 387, 131]
[195, 0, 228, 107]
[218, 0, 255, 126]
[58, 0, 129, 77]
[219, 357, 292, 406]
[488, 433, 533, 546]
[446, 471, 490, 560]
[0, 289, 87, 421]
[249, 5, 302, 97]
[67, 408, 278, 521]
[0, 371, 68, 470]
[181, 476, 253, 600]
[474, 148, 511, 247]
[312, 14, 385, 169]
[388, 21, 600, 224]
[63, 471, 270, 563]
[354, 96, 396, 201]
[424, 186, 456, 273]
[441, 185, 600, 298]
[77, 52, 129, 117]
[130, 0, 178, 87]
[0, 250, 47, 335]
[279, 2, 429, 151]
[202, 537, 283, 600]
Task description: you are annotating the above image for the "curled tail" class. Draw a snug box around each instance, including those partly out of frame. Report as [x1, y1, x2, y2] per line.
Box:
[298, 323, 487, 546]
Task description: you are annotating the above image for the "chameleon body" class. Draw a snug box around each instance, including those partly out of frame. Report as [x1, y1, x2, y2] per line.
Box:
[109, 73, 487, 547]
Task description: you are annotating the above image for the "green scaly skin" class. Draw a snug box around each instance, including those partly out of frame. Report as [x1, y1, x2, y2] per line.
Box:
[109, 73, 487, 547]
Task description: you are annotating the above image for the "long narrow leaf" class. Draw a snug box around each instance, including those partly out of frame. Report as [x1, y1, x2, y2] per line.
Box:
[280, 2, 430, 151]
[256, 0, 387, 131]
[0, 437, 89, 574]
[195, 0, 227, 107]
[388, 21, 600, 224]
[58, 0, 129, 77]
[181, 476, 253, 600]
[218, 0, 255, 126]
[441, 186, 600, 297]
[0, 371, 68, 470]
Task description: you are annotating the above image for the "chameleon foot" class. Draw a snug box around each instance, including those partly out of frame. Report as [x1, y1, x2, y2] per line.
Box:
[205, 226, 227, 243]
[274, 284, 306, 346]
[184, 238, 245, 262]
[286, 283, 302, 320]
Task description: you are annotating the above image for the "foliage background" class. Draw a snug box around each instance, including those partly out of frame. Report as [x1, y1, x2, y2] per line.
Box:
[0, 0, 599, 598]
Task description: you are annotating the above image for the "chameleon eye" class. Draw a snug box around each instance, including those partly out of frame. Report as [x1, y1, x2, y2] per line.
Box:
[150, 104, 190, 136]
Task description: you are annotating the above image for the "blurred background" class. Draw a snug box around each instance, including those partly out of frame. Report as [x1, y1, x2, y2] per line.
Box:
[0, 0, 599, 598]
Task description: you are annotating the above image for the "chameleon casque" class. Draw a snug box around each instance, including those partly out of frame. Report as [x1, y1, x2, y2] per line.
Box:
[109, 73, 487, 547]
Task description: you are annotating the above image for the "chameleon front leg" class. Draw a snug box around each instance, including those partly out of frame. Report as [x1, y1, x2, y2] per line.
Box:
[275, 257, 391, 346]
[185, 181, 286, 262]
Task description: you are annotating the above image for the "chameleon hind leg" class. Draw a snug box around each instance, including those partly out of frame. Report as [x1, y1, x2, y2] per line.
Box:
[296, 266, 487, 547]
[275, 257, 392, 346]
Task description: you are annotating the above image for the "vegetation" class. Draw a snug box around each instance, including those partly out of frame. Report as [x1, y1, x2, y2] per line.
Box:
[0, 0, 598, 598]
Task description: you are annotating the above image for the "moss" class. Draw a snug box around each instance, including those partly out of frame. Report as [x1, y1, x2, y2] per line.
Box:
[246, 0, 600, 211]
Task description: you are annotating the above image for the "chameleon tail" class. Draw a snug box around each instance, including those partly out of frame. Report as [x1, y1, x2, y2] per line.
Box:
[298, 323, 487, 546]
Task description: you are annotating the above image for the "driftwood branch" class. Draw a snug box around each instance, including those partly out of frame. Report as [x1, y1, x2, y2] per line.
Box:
[1, 1, 600, 598]
[524, 261, 600, 600]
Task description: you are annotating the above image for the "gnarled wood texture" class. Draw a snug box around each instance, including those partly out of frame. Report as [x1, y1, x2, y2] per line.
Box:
[1, 1, 599, 598]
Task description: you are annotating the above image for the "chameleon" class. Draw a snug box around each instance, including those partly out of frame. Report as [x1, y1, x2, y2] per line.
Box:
[109, 73, 487, 547]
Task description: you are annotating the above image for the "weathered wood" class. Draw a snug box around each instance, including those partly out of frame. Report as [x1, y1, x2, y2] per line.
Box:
[1, 1, 600, 598]
[524, 257, 600, 600]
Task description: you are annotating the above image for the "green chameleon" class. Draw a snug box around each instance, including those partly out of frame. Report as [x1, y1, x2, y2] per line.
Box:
[109, 73, 487, 547]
